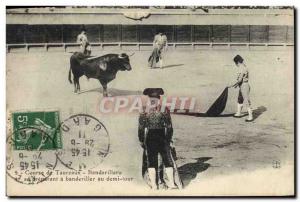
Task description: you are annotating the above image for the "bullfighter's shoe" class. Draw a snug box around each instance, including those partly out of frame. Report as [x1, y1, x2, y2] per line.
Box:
[148, 168, 158, 190]
[245, 108, 254, 122]
[165, 167, 177, 189]
[233, 104, 243, 118]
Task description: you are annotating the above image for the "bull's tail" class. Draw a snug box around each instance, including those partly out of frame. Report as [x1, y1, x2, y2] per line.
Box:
[68, 67, 72, 84]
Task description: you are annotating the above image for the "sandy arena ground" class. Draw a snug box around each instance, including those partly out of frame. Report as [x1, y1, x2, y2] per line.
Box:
[6, 47, 294, 196]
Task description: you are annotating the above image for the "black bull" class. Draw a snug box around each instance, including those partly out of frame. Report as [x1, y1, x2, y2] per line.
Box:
[68, 52, 132, 96]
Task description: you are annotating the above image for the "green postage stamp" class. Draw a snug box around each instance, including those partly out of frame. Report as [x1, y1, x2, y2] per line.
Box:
[11, 111, 62, 150]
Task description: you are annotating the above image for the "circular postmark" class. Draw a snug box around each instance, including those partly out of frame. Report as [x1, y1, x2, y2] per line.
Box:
[6, 127, 58, 185]
[56, 114, 110, 171]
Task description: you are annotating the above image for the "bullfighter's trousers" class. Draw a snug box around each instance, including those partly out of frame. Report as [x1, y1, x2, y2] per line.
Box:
[238, 82, 251, 108]
[145, 129, 173, 168]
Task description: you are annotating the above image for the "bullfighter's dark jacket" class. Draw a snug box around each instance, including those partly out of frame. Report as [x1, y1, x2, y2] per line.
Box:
[138, 106, 173, 145]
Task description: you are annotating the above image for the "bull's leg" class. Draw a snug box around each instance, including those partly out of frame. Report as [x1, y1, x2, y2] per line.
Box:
[77, 78, 81, 92]
[75, 78, 80, 93]
[74, 77, 80, 93]
[73, 77, 77, 93]
[103, 84, 108, 97]
[99, 80, 108, 97]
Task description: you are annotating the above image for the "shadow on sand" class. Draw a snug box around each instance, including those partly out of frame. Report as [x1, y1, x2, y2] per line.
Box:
[173, 112, 237, 118]
[78, 87, 143, 96]
[150, 64, 184, 69]
[252, 106, 267, 121]
[173, 106, 267, 119]
[178, 157, 212, 187]
[163, 64, 184, 69]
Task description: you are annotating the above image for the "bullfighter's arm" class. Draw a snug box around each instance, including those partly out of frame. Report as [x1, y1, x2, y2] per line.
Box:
[163, 35, 168, 51]
[153, 35, 158, 47]
[138, 112, 147, 147]
[228, 67, 246, 88]
[164, 108, 173, 143]
[165, 40, 168, 51]
[76, 35, 81, 43]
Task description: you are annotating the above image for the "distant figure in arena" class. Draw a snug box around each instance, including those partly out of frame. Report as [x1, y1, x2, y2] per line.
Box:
[77, 28, 91, 56]
[148, 32, 168, 68]
[228, 55, 253, 122]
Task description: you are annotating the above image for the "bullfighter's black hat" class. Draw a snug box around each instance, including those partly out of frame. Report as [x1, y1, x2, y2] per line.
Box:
[233, 55, 244, 65]
[143, 88, 164, 98]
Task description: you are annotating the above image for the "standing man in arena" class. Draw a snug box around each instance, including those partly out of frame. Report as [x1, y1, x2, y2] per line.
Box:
[228, 55, 253, 122]
[76, 28, 92, 56]
[138, 88, 182, 190]
[148, 32, 168, 69]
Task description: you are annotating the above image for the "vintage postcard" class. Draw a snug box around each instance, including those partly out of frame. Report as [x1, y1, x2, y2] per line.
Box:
[6, 6, 294, 196]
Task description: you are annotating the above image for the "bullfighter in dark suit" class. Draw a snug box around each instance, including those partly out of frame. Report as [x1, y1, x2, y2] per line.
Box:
[138, 88, 182, 190]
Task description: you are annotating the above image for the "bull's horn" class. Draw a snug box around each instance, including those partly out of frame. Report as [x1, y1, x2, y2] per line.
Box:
[129, 52, 135, 57]
[86, 55, 102, 61]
